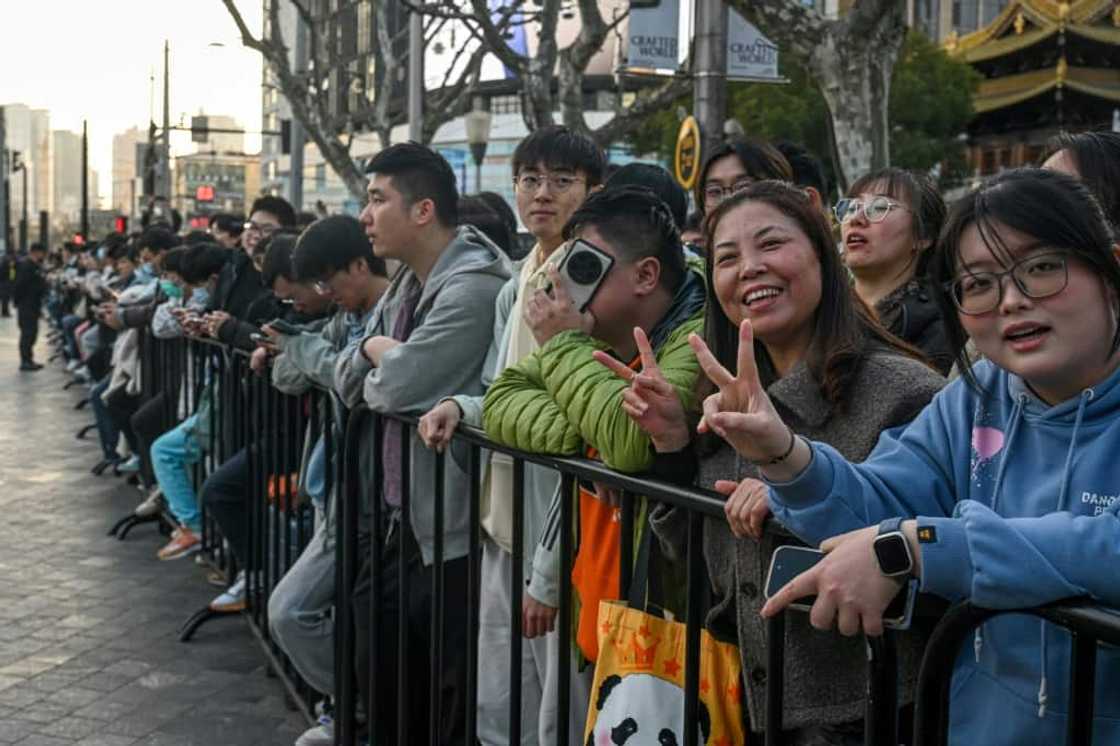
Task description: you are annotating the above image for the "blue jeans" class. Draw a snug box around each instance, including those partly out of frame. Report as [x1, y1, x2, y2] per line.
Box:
[89, 377, 120, 461]
[151, 415, 203, 531]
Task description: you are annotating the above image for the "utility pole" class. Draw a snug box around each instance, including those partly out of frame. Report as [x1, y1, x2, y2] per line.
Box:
[81, 121, 90, 241]
[693, 0, 728, 163]
[408, 9, 423, 141]
[289, 14, 308, 211]
[160, 40, 172, 199]
[19, 156, 27, 251]
[0, 106, 7, 256]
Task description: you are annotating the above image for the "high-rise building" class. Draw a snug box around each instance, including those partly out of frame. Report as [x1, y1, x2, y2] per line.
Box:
[112, 127, 146, 215]
[260, 0, 298, 200]
[193, 113, 245, 155]
[1, 104, 51, 222]
[52, 130, 83, 222]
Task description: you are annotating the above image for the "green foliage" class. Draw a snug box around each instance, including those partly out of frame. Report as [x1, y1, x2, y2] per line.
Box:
[624, 30, 979, 190]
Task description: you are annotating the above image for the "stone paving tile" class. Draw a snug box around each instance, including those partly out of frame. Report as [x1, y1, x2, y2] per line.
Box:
[0, 325, 309, 745]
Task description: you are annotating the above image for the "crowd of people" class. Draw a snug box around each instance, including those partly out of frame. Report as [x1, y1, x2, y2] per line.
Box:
[12, 126, 1120, 746]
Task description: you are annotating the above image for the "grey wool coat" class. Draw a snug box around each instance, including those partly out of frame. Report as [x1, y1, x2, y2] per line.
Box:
[651, 350, 946, 734]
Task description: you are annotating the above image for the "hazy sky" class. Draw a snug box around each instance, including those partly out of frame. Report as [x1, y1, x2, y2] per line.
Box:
[1, 1, 264, 193]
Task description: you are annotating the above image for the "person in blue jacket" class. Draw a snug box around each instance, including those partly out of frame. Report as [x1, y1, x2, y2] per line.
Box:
[683, 168, 1120, 745]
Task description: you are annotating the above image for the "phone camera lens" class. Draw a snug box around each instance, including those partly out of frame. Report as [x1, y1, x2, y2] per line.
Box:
[567, 251, 603, 285]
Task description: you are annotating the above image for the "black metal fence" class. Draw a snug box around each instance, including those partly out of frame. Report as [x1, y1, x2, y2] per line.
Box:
[124, 331, 1120, 746]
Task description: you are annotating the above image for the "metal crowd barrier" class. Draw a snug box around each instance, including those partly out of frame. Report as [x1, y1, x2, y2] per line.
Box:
[333, 407, 908, 746]
[117, 332, 1120, 746]
[913, 599, 1120, 746]
[121, 332, 329, 724]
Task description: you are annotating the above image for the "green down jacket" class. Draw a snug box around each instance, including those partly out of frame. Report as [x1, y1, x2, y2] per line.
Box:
[482, 316, 703, 472]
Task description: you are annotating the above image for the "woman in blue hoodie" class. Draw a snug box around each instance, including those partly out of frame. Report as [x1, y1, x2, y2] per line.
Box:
[687, 168, 1120, 744]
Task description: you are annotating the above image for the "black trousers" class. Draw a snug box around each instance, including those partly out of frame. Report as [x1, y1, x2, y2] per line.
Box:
[131, 393, 172, 488]
[352, 520, 470, 746]
[201, 447, 250, 566]
[0, 286, 10, 316]
[17, 306, 39, 363]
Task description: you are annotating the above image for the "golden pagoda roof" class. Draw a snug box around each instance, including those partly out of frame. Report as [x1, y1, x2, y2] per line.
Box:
[946, 0, 1120, 59]
[973, 61, 1120, 113]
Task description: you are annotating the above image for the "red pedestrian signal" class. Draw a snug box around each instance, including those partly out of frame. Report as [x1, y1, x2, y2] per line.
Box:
[196, 185, 215, 202]
[72, 234, 85, 245]
[114, 216, 128, 234]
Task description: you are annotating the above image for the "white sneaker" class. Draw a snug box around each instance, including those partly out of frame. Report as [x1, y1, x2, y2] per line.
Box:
[209, 571, 247, 612]
[294, 718, 334, 746]
[66, 359, 82, 372]
[135, 488, 165, 517]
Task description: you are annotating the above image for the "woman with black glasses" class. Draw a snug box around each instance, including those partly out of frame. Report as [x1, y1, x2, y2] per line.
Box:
[835, 168, 956, 374]
[704, 168, 1120, 745]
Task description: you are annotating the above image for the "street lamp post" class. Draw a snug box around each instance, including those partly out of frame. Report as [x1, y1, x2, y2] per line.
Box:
[12, 151, 27, 251]
[464, 103, 492, 194]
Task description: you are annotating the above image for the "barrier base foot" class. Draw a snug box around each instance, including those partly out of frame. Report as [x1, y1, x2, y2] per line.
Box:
[75, 424, 96, 440]
[63, 378, 84, 391]
[178, 606, 239, 642]
[73, 397, 89, 410]
[108, 513, 159, 540]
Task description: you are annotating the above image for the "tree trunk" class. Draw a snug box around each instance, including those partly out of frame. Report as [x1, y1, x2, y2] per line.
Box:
[808, 28, 902, 191]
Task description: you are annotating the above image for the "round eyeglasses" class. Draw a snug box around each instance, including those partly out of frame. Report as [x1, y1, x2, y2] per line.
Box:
[833, 196, 909, 224]
[946, 252, 1070, 315]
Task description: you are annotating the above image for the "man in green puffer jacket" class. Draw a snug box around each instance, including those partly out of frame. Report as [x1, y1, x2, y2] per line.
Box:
[483, 186, 706, 694]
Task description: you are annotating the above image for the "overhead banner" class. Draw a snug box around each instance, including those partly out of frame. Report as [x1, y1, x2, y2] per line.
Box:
[623, 0, 682, 73]
[726, 10, 780, 81]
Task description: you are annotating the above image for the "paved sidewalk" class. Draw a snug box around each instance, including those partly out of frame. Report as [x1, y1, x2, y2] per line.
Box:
[0, 318, 308, 745]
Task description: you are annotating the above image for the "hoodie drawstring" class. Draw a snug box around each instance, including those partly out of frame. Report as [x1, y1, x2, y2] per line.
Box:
[1037, 388, 1094, 718]
[976, 395, 1028, 663]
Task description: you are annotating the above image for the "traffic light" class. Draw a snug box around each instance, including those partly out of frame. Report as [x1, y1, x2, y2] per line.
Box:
[114, 215, 128, 234]
[195, 185, 215, 202]
[72, 233, 85, 246]
[280, 119, 292, 155]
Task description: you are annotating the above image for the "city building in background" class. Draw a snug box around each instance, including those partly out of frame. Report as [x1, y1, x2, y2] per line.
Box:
[948, 0, 1120, 176]
[2, 104, 51, 223]
[173, 151, 260, 228]
[51, 130, 82, 223]
[112, 126, 146, 216]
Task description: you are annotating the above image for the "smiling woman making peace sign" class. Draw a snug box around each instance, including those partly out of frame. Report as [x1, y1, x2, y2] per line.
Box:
[600, 180, 944, 743]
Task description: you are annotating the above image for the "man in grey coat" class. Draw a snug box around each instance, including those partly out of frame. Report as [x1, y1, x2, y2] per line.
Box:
[334, 143, 510, 745]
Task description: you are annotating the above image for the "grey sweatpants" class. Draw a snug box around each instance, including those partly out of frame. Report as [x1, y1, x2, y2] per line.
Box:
[269, 517, 336, 697]
[476, 537, 591, 745]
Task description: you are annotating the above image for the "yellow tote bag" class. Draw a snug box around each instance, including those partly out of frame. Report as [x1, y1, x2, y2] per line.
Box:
[584, 598, 747, 746]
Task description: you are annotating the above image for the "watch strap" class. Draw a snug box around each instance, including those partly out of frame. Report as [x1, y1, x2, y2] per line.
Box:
[878, 516, 905, 536]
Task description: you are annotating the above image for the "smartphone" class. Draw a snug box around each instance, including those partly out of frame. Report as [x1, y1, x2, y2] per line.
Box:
[765, 545, 823, 612]
[764, 544, 917, 629]
[533, 239, 616, 312]
[267, 318, 301, 335]
[249, 333, 272, 345]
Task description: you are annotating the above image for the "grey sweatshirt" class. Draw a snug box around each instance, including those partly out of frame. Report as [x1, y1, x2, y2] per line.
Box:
[334, 225, 512, 565]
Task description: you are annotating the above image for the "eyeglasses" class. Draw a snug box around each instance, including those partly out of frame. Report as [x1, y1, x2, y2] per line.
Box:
[313, 280, 333, 296]
[514, 173, 585, 195]
[702, 179, 753, 206]
[833, 196, 910, 224]
[243, 221, 278, 237]
[946, 252, 1070, 315]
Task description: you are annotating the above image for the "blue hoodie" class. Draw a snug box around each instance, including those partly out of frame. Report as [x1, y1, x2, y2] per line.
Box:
[768, 358, 1120, 745]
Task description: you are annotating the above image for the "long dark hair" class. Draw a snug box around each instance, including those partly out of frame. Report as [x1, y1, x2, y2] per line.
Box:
[698, 181, 926, 419]
[932, 168, 1120, 390]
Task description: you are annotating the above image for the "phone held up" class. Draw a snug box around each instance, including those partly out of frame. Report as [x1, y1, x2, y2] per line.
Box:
[764, 544, 917, 630]
[533, 239, 615, 313]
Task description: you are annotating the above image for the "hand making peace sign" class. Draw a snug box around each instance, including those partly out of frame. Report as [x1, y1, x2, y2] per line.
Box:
[688, 320, 808, 478]
[594, 327, 691, 453]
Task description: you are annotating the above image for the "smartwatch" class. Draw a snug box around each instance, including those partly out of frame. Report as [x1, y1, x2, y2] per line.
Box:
[873, 517, 914, 578]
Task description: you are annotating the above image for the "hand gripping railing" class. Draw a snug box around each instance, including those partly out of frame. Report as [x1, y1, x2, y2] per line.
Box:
[333, 405, 917, 746]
